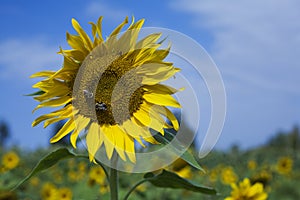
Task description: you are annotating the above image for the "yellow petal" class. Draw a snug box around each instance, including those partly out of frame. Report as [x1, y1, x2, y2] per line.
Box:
[124, 133, 136, 163]
[143, 84, 180, 95]
[117, 18, 145, 54]
[66, 32, 88, 54]
[70, 115, 90, 148]
[44, 116, 68, 128]
[109, 125, 126, 161]
[50, 118, 75, 143]
[58, 48, 85, 62]
[86, 122, 101, 162]
[153, 106, 179, 131]
[131, 118, 159, 144]
[136, 33, 162, 50]
[109, 16, 129, 38]
[33, 96, 71, 112]
[30, 71, 55, 78]
[32, 105, 72, 127]
[134, 45, 161, 65]
[141, 68, 180, 85]
[96, 16, 104, 41]
[150, 45, 171, 61]
[71, 18, 93, 51]
[34, 86, 70, 102]
[136, 62, 173, 76]
[122, 120, 146, 147]
[139, 103, 165, 133]
[101, 125, 115, 160]
[143, 93, 181, 108]
[133, 107, 151, 126]
[106, 17, 129, 49]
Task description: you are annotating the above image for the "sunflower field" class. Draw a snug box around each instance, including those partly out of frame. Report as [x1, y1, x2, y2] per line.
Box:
[1, 126, 300, 200]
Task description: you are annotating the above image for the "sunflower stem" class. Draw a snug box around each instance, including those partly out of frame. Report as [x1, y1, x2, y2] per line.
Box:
[110, 153, 119, 200]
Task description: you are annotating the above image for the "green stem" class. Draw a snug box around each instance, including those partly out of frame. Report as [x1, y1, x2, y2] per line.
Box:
[123, 179, 148, 200]
[110, 154, 119, 200]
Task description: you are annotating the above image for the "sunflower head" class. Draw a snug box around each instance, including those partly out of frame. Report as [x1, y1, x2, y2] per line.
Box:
[31, 16, 181, 163]
[225, 178, 268, 200]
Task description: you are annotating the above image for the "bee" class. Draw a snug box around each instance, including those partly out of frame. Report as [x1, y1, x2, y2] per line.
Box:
[95, 102, 107, 111]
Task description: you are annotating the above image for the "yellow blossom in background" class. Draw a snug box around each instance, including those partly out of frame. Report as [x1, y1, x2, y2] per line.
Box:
[76, 161, 87, 180]
[68, 170, 78, 182]
[30, 16, 181, 163]
[221, 166, 238, 185]
[53, 171, 63, 184]
[0, 166, 6, 173]
[58, 187, 73, 200]
[99, 184, 110, 194]
[78, 161, 87, 172]
[225, 178, 268, 200]
[247, 160, 257, 170]
[40, 183, 58, 200]
[29, 177, 40, 187]
[136, 184, 146, 193]
[89, 166, 106, 185]
[1, 151, 20, 170]
[209, 168, 219, 183]
[67, 159, 76, 169]
[251, 170, 272, 187]
[276, 156, 293, 175]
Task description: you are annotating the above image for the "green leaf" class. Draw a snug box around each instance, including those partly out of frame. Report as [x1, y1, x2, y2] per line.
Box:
[25, 90, 45, 96]
[12, 148, 82, 190]
[153, 129, 204, 171]
[180, 150, 204, 171]
[144, 170, 217, 195]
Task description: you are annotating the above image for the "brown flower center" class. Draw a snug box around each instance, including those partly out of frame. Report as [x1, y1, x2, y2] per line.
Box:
[73, 45, 144, 125]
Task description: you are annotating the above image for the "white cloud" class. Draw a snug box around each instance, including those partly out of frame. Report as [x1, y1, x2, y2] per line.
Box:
[170, 0, 300, 149]
[85, 1, 130, 22]
[0, 38, 61, 80]
[171, 0, 300, 96]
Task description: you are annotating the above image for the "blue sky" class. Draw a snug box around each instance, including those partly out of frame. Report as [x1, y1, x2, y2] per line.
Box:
[0, 0, 299, 150]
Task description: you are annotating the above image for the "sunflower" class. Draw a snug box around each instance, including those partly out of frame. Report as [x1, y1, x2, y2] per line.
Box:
[276, 156, 293, 175]
[221, 166, 238, 185]
[247, 160, 257, 170]
[1, 151, 20, 170]
[30, 16, 181, 163]
[40, 182, 58, 200]
[57, 187, 73, 200]
[225, 178, 268, 200]
[89, 166, 106, 185]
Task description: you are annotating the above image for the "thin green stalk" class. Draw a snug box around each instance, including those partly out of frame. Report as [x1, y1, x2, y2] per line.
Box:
[110, 154, 119, 200]
[123, 179, 148, 200]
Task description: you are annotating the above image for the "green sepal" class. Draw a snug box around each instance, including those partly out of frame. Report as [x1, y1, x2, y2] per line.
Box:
[25, 90, 45, 96]
[144, 169, 217, 195]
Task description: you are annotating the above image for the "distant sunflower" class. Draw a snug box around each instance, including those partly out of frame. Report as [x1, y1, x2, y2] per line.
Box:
[40, 183, 57, 200]
[31, 16, 180, 163]
[276, 156, 293, 175]
[57, 187, 73, 200]
[221, 166, 238, 185]
[225, 178, 268, 200]
[1, 151, 20, 170]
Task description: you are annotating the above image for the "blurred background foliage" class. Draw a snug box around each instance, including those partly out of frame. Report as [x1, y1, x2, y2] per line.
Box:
[0, 120, 300, 199]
